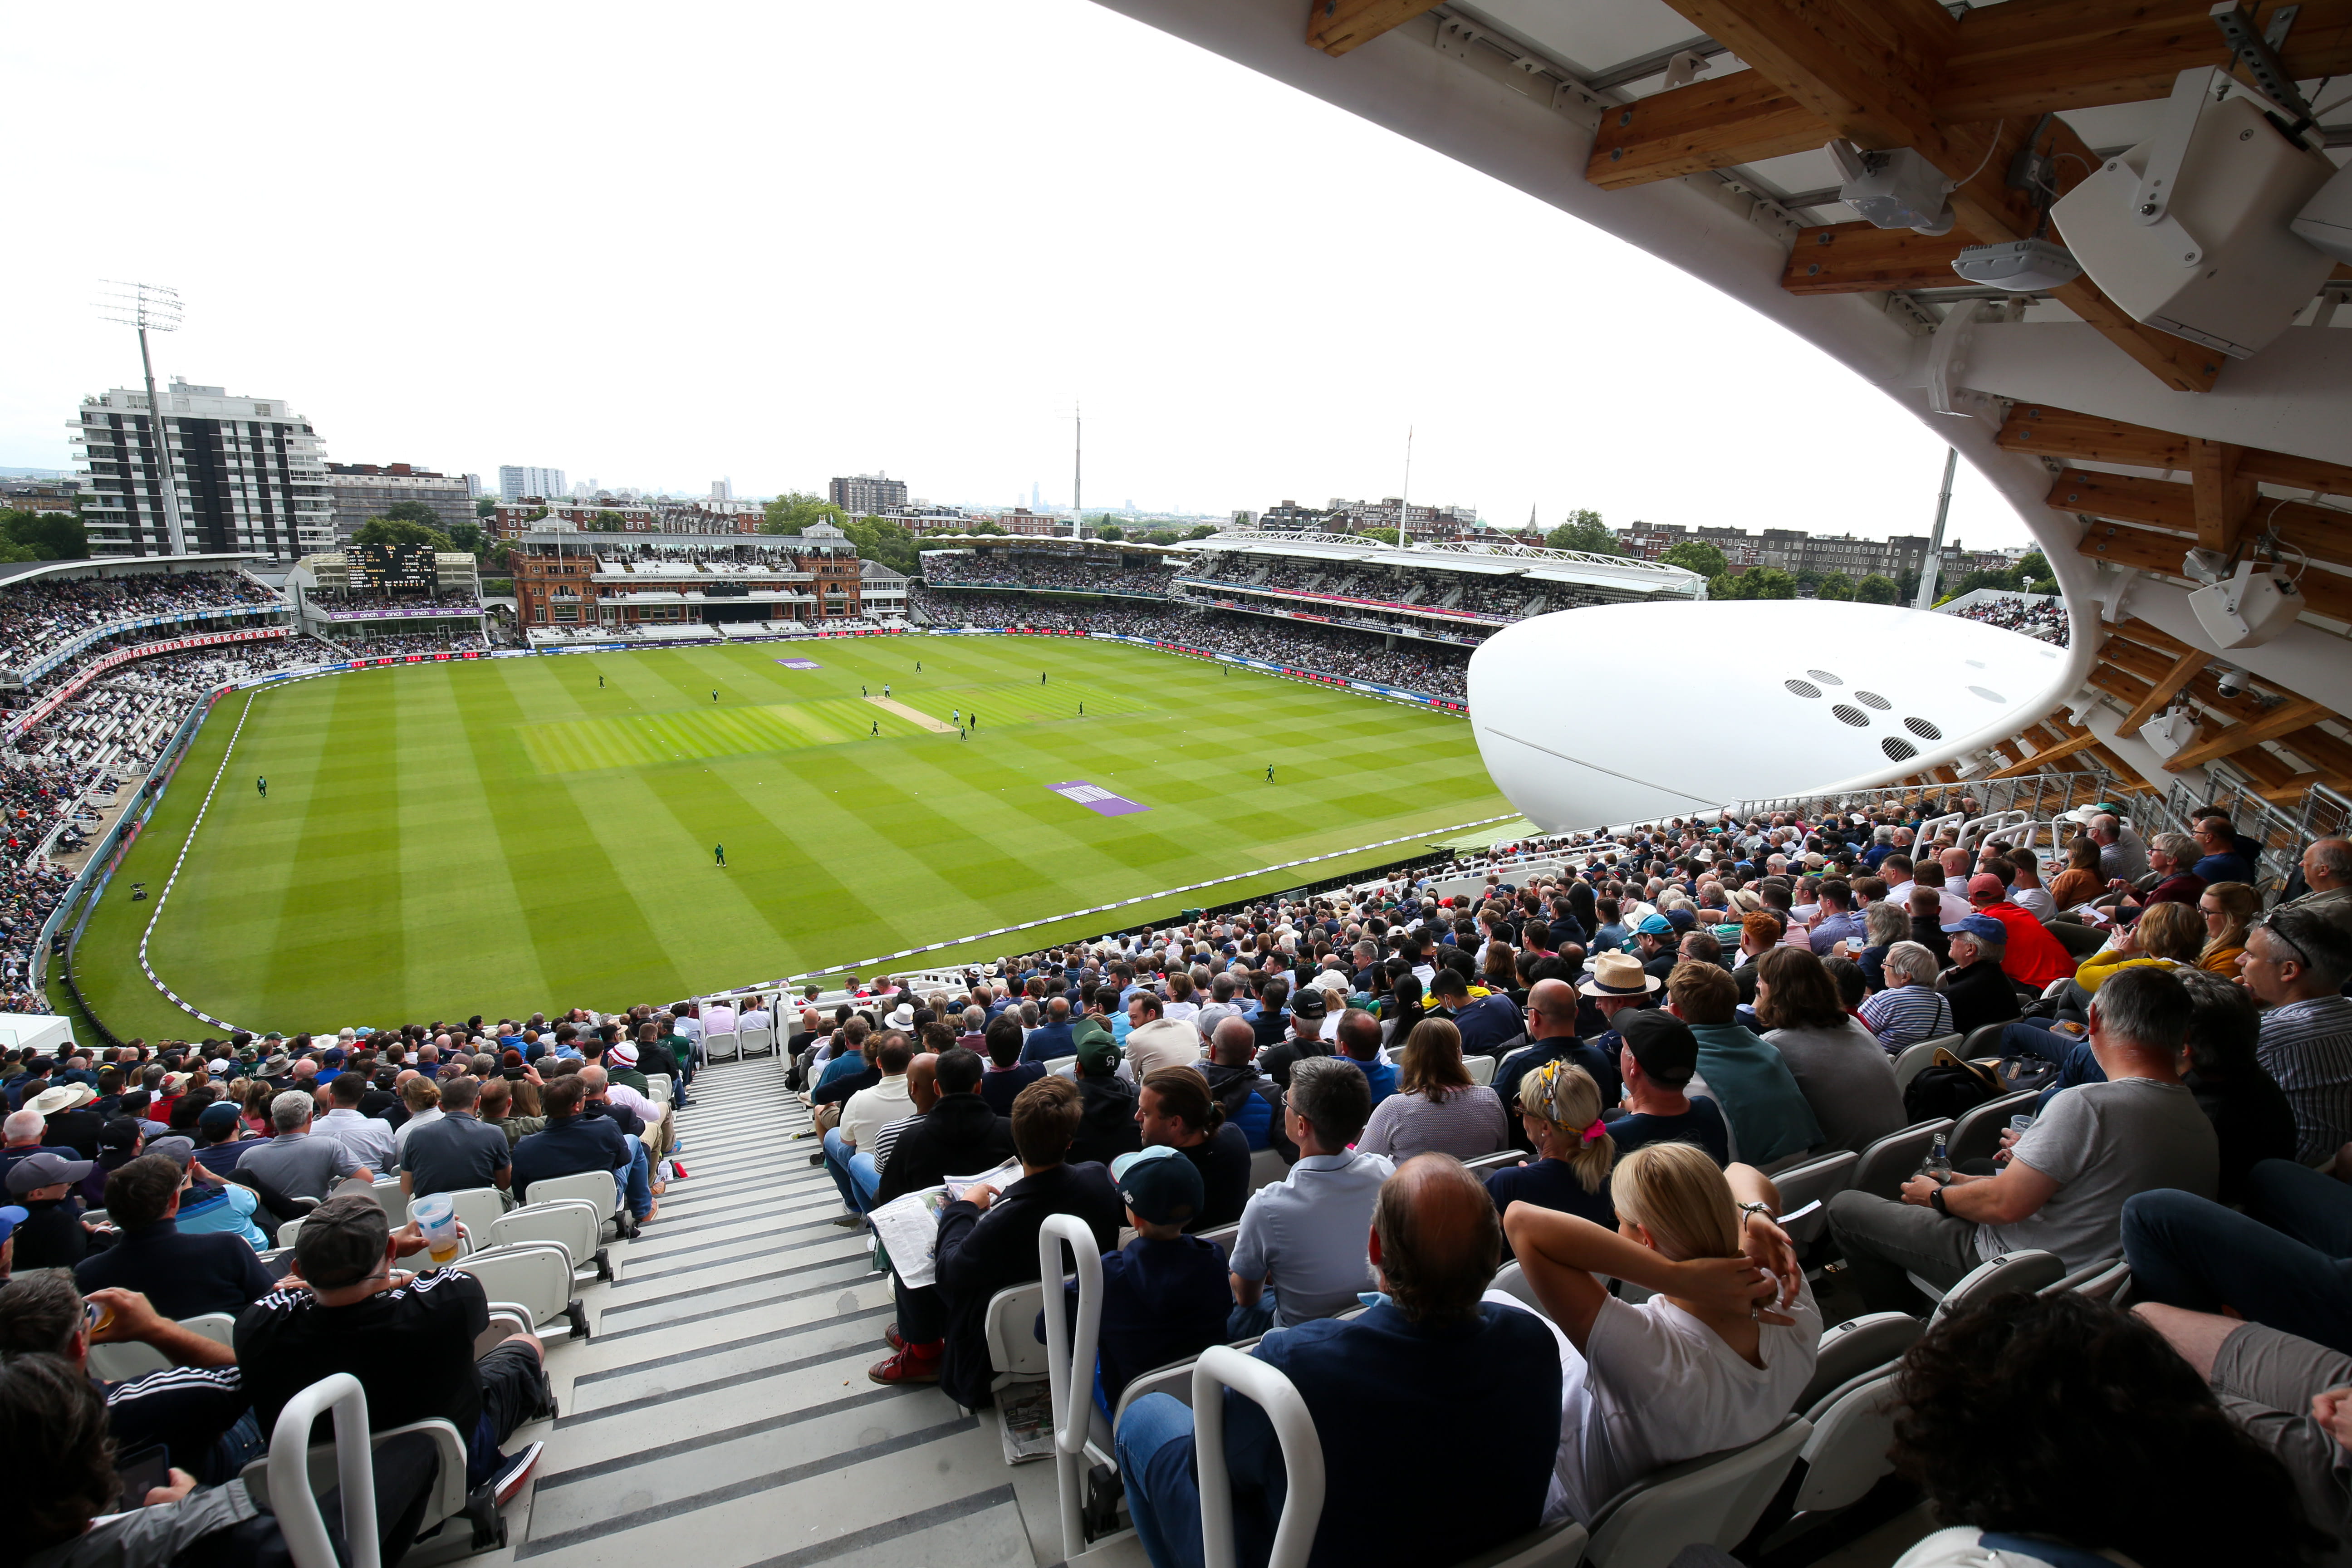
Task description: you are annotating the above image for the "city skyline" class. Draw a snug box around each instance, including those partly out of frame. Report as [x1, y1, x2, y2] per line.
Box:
[3, 0, 2037, 550]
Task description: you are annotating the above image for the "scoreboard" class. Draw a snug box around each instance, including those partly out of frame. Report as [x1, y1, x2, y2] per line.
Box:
[348, 542, 437, 593]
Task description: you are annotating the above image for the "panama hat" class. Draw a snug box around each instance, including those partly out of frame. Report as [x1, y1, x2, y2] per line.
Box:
[29, 1083, 95, 1116]
[1577, 952, 1661, 997]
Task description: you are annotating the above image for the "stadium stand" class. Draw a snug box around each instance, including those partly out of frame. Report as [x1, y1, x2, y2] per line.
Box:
[0, 571, 279, 676]
[1941, 593, 2070, 645]
[7, 774, 2349, 1567]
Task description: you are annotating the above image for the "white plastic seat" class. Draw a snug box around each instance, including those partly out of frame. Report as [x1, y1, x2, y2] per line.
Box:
[1849, 1119, 1954, 1201]
[518, 1166, 618, 1223]
[1195, 1222, 1241, 1254]
[1465, 1054, 1498, 1087]
[1248, 1147, 1289, 1192]
[1584, 1416, 1813, 1568]
[1487, 1259, 1548, 1318]
[239, 1373, 482, 1562]
[1889, 1041, 1942, 1096]
[179, 1312, 238, 1352]
[1948, 1090, 2043, 1168]
[371, 1177, 410, 1226]
[490, 1198, 609, 1281]
[279, 1216, 308, 1249]
[645, 1075, 674, 1107]
[2045, 1256, 2130, 1302]
[1763, 1150, 1857, 1247]
[87, 1339, 172, 1380]
[443, 1186, 507, 1244]
[703, 1028, 740, 1063]
[1917, 1248, 2068, 1316]
[1794, 1313, 1921, 1413]
[1788, 1372, 1903, 1514]
[456, 1241, 586, 1338]
[983, 1281, 1052, 1385]
[740, 1024, 775, 1058]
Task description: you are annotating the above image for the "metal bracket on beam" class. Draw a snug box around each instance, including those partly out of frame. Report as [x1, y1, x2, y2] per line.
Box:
[1421, 11, 1604, 127]
[1884, 291, 1941, 337]
[2210, 3, 2312, 120]
[1925, 301, 2000, 412]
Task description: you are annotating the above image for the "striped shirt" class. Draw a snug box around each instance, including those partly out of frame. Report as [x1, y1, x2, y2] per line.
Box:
[2258, 996, 2352, 1164]
[1859, 985, 1953, 1051]
[871, 1112, 919, 1172]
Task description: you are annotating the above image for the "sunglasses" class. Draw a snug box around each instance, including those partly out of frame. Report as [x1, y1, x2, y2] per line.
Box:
[2250, 918, 2309, 969]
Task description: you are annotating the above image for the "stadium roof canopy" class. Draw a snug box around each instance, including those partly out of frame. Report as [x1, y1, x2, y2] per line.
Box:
[1192, 528, 1704, 594]
[1094, 0, 2352, 817]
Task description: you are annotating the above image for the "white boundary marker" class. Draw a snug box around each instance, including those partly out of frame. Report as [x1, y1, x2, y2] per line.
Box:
[130, 632, 1498, 1033]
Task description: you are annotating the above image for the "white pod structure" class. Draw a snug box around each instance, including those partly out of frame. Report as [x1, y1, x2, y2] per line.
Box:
[1466, 600, 2067, 831]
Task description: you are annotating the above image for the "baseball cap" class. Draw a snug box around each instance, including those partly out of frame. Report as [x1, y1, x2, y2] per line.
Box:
[1966, 873, 2007, 900]
[1635, 914, 1674, 936]
[98, 1118, 143, 1152]
[1110, 1145, 1203, 1227]
[145, 1136, 197, 1171]
[6, 1151, 93, 1195]
[1941, 913, 2006, 940]
[293, 1195, 392, 1289]
[1290, 988, 1329, 1020]
[0, 1205, 24, 1245]
[1618, 1010, 1699, 1088]
[1075, 1034, 1120, 1076]
[198, 1101, 244, 1138]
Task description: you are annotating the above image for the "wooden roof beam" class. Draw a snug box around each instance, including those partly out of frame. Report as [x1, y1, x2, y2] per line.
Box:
[2047, 468, 2352, 572]
[2115, 645, 2209, 735]
[1935, 0, 2352, 122]
[2190, 438, 2258, 554]
[2001, 404, 2352, 498]
[1781, 223, 1972, 294]
[1988, 726, 2106, 777]
[2076, 519, 2352, 624]
[1589, 76, 1827, 189]
[2165, 698, 2337, 772]
[1306, 0, 1446, 56]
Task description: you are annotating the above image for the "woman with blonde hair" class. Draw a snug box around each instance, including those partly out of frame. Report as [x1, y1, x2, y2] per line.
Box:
[1483, 1060, 1617, 1231]
[2194, 881, 2260, 972]
[1357, 1017, 1510, 1163]
[2074, 898, 2205, 993]
[1499, 1142, 1819, 1525]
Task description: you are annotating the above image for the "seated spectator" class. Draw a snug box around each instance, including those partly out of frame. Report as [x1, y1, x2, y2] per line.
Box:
[1138, 1067, 1251, 1231]
[1906, 886, 1952, 969]
[34, 1083, 103, 1160]
[2072, 900, 2205, 996]
[2198, 881, 2261, 973]
[9, 1150, 109, 1270]
[1936, 915, 2024, 1035]
[1, 1106, 80, 1190]
[2240, 906, 2352, 1163]
[1331, 1007, 1396, 1106]
[869, 1077, 1123, 1401]
[2187, 812, 2259, 886]
[1427, 966, 1524, 1056]
[1357, 1018, 1510, 1163]
[236, 1195, 549, 1499]
[1039, 1146, 1233, 1416]
[0, 1272, 255, 1485]
[235, 1091, 362, 1203]
[1020, 995, 1078, 1064]
[1499, 1144, 1817, 1524]
[813, 1023, 879, 1106]
[1858, 941, 1954, 1049]
[388, 1076, 443, 1156]
[2102, 831, 2206, 916]
[1604, 1009, 1730, 1166]
[1827, 966, 2218, 1311]
[398, 1076, 511, 1200]
[81, 1118, 142, 1209]
[1228, 1056, 1390, 1337]
[827, 1035, 914, 1222]
[873, 1047, 1014, 1205]
[1962, 869, 2074, 991]
[73, 1153, 274, 1318]
[1116, 1155, 1562, 1568]
[1854, 900, 1911, 993]
[315, 1069, 396, 1179]
[1487, 1060, 1617, 1238]
[1255, 987, 1332, 1089]
[508, 1076, 644, 1238]
[978, 1015, 1044, 1117]
[1123, 993, 1202, 1080]
[1068, 1034, 1142, 1169]
[143, 1139, 268, 1251]
[1197, 1017, 1279, 1152]
[2048, 834, 2107, 913]
[1664, 960, 1822, 1166]
[477, 1077, 545, 1147]
[1494, 976, 1622, 1135]
[2283, 836, 2352, 946]
[1754, 946, 1906, 1153]
[1888, 1292, 2323, 1568]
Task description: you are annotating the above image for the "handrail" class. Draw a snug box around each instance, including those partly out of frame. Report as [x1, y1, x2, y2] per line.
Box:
[266, 1372, 381, 1568]
[1038, 1212, 1105, 1561]
[1193, 1344, 1324, 1568]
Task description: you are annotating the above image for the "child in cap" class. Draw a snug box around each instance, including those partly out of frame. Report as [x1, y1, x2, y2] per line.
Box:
[1037, 1145, 1233, 1414]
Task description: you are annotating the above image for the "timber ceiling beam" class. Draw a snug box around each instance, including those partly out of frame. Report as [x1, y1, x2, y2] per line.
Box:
[1781, 223, 1971, 293]
[1305, 0, 1445, 55]
[2077, 519, 2352, 623]
[2001, 404, 2352, 498]
[2165, 698, 2337, 772]
[2048, 470, 2352, 572]
[1989, 726, 2105, 777]
[1591, 76, 1826, 188]
[2190, 439, 2258, 554]
[2115, 646, 2210, 735]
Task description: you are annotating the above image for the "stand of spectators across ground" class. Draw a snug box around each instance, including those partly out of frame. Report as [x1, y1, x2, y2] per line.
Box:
[919, 554, 1173, 595]
[323, 590, 483, 614]
[1943, 592, 2071, 644]
[0, 571, 279, 674]
[341, 630, 490, 657]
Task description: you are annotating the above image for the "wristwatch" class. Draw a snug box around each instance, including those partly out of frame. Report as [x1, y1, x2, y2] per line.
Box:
[1928, 1185, 1950, 1216]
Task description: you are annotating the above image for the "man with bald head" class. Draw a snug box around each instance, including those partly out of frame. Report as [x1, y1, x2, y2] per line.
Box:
[2284, 837, 2352, 948]
[1115, 1154, 1564, 1568]
[874, 1047, 1015, 1207]
[1496, 977, 1620, 1117]
[1199, 1016, 1279, 1151]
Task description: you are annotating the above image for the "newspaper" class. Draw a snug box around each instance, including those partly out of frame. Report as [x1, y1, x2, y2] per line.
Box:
[995, 1380, 1058, 1465]
[866, 1161, 1026, 1289]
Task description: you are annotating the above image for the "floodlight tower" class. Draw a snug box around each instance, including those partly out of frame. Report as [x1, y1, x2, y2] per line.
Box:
[1914, 446, 1959, 610]
[1072, 399, 1083, 539]
[97, 280, 189, 555]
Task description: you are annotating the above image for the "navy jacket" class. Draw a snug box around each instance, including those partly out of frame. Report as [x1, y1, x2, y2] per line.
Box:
[1020, 1021, 1078, 1065]
[1185, 1301, 1561, 1568]
[509, 1114, 629, 1199]
[76, 1223, 277, 1321]
[1043, 1233, 1233, 1406]
[935, 1161, 1125, 1410]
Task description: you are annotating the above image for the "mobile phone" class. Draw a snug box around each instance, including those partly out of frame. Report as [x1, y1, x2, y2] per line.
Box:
[114, 1444, 169, 1513]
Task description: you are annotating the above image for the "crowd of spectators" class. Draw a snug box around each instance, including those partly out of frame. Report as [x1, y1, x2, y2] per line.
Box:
[1180, 552, 1539, 622]
[906, 590, 1475, 697]
[19, 644, 318, 779]
[781, 795, 2352, 1565]
[341, 631, 489, 658]
[321, 591, 483, 615]
[920, 553, 1173, 595]
[1947, 593, 2070, 644]
[0, 573, 280, 673]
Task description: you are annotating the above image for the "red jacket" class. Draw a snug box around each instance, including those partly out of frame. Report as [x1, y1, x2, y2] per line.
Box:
[1978, 900, 2076, 991]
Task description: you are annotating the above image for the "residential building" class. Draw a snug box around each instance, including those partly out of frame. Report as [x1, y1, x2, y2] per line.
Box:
[498, 465, 566, 502]
[981, 508, 1070, 538]
[1325, 497, 1480, 541]
[871, 505, 974, 538]
[1613, 522, 1931, 583]
[68, 380, 332, 559]
[1, 480, 80, 516]
[830, 473, 910, 516]
[464, 474, 485, 499]
[324, 462, 474, 546]
[509, 528, 865, 631]
[711, 479, 733, 501]
[490, 498, 658, 538]
[1257, 500, 1332, 532]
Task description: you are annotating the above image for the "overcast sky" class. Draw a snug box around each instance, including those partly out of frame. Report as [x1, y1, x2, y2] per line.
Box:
[1, 0, 2030, 549]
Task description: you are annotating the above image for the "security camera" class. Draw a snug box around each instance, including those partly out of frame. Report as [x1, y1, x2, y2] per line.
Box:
[2215, 664, 2253, 698]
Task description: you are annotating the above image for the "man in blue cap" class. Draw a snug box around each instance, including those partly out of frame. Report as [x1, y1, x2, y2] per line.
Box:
[0, 1201, 24, 1282]
[1939, 913, 2026, 1036]
[1633, 914, 1681, 985]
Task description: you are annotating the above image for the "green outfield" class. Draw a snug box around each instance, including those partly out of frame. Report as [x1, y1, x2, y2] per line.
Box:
[72, 637, 1509, 1038]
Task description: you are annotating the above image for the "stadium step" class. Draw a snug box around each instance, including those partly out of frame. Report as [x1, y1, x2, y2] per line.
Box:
[483, 1054, 1070, 1568]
